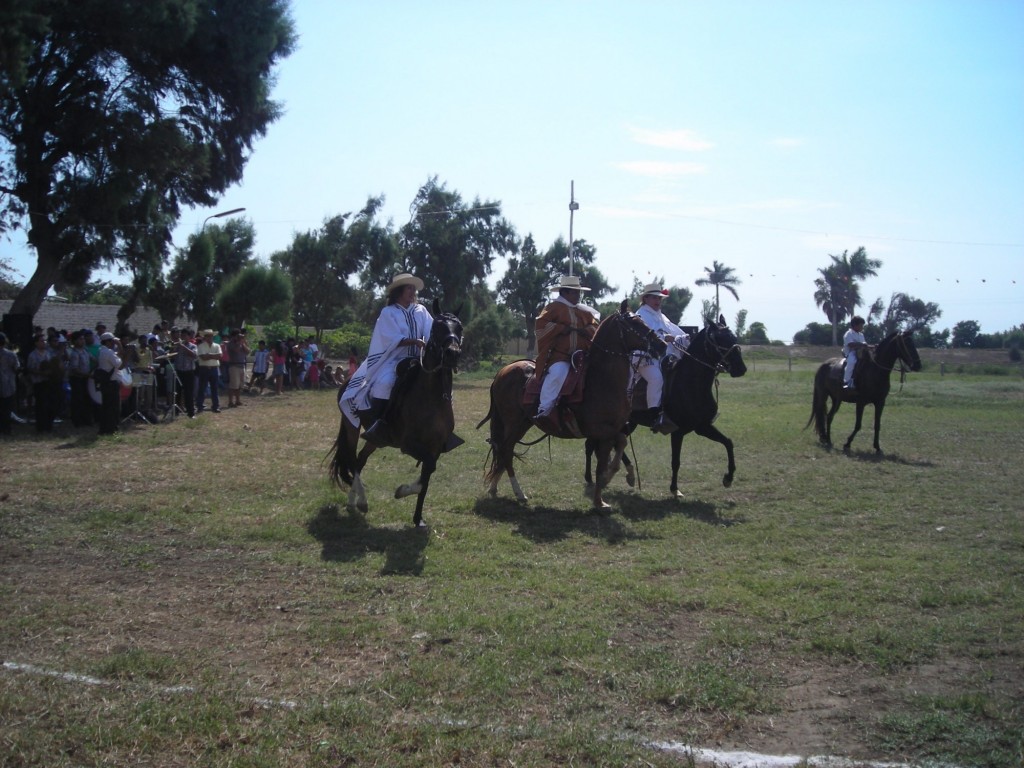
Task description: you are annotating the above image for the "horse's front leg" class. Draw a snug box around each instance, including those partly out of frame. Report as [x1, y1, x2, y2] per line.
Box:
[695, 424, 736, 487]
[396, 456, 436, 530]
[669, 431, 684, 498]
[872, 402, 885, 455]
[583, 438, 596, 491]
[592, 439, 613, 510]
[843, 403, 866, 453]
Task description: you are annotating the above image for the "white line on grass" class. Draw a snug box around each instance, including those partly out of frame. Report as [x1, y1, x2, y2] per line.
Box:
[4, 660, 958, 766]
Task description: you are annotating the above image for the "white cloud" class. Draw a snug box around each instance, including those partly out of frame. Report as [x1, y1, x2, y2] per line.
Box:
[628, 126, 715, 151]
[614, 160, 708, 178]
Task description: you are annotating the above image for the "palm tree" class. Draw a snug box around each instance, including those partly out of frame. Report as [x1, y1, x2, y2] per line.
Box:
[813, 247, 881, 345]
[695, 260, 741, 321]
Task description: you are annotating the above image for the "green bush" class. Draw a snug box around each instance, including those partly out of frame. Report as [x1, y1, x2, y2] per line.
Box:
[319, 323, 373, 360]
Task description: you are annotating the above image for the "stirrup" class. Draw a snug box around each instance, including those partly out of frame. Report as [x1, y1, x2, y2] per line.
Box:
[651, 410, 678, 435]
[362, 419, 390, 445]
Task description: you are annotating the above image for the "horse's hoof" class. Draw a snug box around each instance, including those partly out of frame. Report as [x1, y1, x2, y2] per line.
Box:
[414, 521, 430, 533]
[673, 489, 684, 499]
[583, 482, 595, 495]
[722, 475, 733, 488]
[593, 501, 612, 511]
[357, 502, 368, 513]
[626, 474, 635, 488]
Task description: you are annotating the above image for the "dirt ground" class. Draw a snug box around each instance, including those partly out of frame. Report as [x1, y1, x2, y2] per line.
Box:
[4, 523, 1020, 765]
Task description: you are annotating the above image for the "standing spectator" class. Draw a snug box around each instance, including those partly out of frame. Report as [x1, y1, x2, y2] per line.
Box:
[67, 330, 95, 427]
[271, 341, 287, 395]
[96, 332, 123, 435]
[308, 353, 321, 390]
[27, 333, 59, 432]
[196, 329, 222, 413]
[248, 340, 270, 394]
[225, 329, 250, 408]
[170, 327, 198, 418]
[0, 332, 19, 435]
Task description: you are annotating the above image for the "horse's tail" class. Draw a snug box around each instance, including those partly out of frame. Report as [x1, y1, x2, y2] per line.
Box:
[327, 412, 357, 487]
[482, 385, 506, 488]
[475, 400, 493, 431]
[805, 364, 829, 441]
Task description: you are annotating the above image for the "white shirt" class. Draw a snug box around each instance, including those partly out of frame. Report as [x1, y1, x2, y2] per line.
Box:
[843, 327, 866, 356]
[637, 303, 690, 357]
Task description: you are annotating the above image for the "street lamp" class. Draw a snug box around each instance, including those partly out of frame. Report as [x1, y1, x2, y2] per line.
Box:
[201, 207, 246, 231]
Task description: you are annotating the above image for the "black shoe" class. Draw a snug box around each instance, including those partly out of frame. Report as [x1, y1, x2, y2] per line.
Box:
[211, 407, 222, 413]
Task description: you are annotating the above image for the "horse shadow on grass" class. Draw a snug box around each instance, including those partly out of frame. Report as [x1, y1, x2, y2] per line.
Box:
[815, 444, 937, 468]
[306, 504, 428, 576]
[606, 490, 746, 527]
[473, 496, 650, 545]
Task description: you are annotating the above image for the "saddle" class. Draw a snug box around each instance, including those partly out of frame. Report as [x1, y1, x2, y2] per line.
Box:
[831, 349, 867, 385]
[523, 351, 587, 439]
[522, 350, 587, 408]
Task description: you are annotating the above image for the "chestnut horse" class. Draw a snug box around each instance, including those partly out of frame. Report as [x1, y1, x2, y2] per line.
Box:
[806, 329, 921, 454]
[328, 301, 464, 529]
[478, 300, 666, 509]
[585, 316, 747, 496]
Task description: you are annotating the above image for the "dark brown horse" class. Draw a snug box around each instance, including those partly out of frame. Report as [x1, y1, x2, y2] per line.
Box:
[328, 302, 464, 529]
[807, 329, 921, 454]
[478, 300, 666, 509]
[585, 316, 747, 496]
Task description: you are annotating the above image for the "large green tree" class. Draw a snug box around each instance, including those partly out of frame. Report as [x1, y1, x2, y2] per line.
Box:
[215, 264, 292, 329]
[496, 234, 612, 354]
[695, 260, 741, 319]
[385, 177, 518, 311]
[274, 196, 397, 334]
[878, 292, 942, 336]
[169, 218, 256, 325]
[812, 247, 882, 346]
[0, 0, 295, 318]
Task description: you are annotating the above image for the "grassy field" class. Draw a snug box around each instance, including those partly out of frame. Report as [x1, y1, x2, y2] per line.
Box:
[1, 362, 1022, 767]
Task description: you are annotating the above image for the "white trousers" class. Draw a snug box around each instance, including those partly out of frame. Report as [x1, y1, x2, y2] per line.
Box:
[538, 360, 570, 415]
[844, 352, 857, 386]
[634, 358, 664, 408]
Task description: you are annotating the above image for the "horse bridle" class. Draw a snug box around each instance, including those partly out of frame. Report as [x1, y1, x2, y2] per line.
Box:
[421, 315, 463, 374]
[868, 333, 916, 375]
[681, 325, 740, 373]
[590, 311, 662, 362]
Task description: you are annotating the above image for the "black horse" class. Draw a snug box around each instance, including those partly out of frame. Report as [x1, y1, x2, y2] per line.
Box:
[806, 329, 921, 454]
[328, 301, 464, 529]
[585, 316, 747, 496]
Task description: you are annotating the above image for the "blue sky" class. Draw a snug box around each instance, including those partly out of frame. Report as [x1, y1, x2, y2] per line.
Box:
[7, 0, 1023, 340]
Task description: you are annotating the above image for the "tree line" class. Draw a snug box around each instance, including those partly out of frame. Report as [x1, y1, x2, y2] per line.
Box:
[2, 2, 1017, 358]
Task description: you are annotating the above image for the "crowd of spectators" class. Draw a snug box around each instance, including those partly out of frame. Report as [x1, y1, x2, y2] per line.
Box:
[0, 320, 350, 437]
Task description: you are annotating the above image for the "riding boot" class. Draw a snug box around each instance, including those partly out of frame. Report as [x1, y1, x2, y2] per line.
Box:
[361, 398, 392, 445]
[650, 407, 678, 435]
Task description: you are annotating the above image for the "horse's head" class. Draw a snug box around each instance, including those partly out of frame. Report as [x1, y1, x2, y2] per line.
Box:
[424, 300, 463, 371]
[603, 299, 667, 358]
[694, 315, 747, 377]
[893, 329, 922, 372]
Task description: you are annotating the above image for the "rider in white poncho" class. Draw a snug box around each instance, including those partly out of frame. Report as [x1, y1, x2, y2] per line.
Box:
[633, 282, 691, 434]
[339, 273, 432, 443]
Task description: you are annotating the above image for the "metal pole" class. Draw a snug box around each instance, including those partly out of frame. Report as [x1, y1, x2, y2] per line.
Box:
[202, 207, 246, 231]
[567, 181, 579, 276]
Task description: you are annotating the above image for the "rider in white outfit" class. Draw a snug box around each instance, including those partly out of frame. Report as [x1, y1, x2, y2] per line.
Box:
[634, 283, 691, 434]
[842, 315, 867, 389]
[339, 273, 432, 443]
